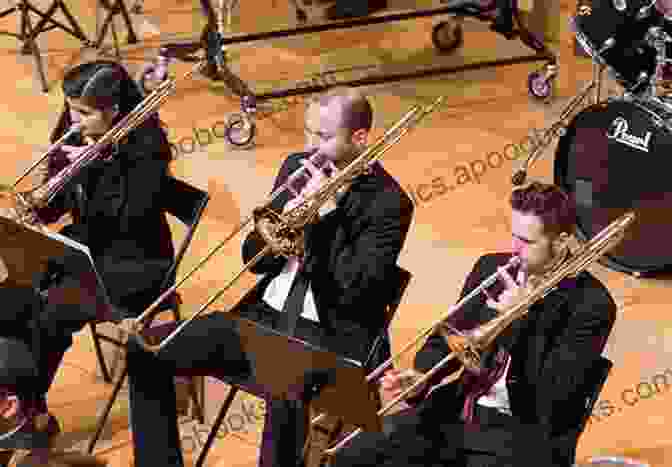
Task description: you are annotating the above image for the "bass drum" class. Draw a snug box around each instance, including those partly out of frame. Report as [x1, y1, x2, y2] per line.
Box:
[554, 97, 672, 276]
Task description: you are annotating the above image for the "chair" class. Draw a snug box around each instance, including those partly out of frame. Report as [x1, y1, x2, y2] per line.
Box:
[563, 356, 613, 466]
[192, 265, 412, 467]
[577, 356, 612, 434]
[86, 176, 209, 453]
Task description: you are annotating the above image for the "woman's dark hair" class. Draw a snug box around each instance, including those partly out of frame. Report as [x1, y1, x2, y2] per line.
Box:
[49, 60, 164, 148]
[510, 181, 576, 236]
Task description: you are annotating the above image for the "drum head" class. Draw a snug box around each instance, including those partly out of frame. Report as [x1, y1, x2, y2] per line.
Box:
[554, 99, 672, 275]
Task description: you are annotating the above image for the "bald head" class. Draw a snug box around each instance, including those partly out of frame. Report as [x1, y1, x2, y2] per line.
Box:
[314, 87, 373, 134]
[303, 87, 373, 167]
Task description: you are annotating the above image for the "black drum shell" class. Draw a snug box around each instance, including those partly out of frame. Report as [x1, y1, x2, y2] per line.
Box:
[554, 99, 672, 275]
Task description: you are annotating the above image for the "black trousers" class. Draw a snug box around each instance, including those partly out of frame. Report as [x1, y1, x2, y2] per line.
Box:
[127, 303, 375, 467]
[331, 405, 546, 467]
[0, 282, 105, 398]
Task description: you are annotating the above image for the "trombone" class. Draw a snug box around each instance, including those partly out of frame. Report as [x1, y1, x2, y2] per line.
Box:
[116, 96, 446, 352]
[316, 211, 635, 459]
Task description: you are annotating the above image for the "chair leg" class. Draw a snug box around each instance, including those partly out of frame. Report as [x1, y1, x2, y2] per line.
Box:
[87, 363, 128, 454]
[194, 386, 239, 467]
[89, 323, 112, 383]
[186, 377, 205, 424]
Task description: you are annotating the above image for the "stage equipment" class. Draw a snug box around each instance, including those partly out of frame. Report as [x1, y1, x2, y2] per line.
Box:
[512, 79, 597, 186]
[0, 0, 91, 92]
[114, 96, 445, 353]
[572, 0, 672, 96]
[146, 0, 556, 148]
[516, 8, 672, 276]
[318, 211, 635, 458]
[0, 216, 113, 447]
[94, 0, 139, 59]
[578, 457, 650, 467]
[0, 60, 208, 229]
[554, 96, 672, 276]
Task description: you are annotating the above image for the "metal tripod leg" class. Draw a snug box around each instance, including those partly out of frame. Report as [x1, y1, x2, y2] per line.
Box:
[17, 2, 48, 92]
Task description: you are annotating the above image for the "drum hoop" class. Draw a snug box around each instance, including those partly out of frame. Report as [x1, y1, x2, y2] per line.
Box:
[617, 96, 672, 131]
[558, 96, 672, 136]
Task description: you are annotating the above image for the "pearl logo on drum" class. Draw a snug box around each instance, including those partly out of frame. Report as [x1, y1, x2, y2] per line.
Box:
[607, 117, 652, 152]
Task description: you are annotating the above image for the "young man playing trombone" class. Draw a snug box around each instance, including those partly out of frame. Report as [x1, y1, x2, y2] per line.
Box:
[330, 181, 617, 467]
[123, 87, 414, 467]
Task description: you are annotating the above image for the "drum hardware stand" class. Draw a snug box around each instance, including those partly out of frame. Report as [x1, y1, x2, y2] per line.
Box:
[644, 26, 672, 99]
[0, 0, 92, 92]
[593, 61, 605, 105]
[512, 79, 598, 185]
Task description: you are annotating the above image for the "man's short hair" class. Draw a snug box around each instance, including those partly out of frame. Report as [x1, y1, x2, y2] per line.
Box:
[510, 181, 576, 236]
[314, 87, 374, 134]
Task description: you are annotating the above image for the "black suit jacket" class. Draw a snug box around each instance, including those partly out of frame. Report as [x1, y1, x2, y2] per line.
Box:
[36, 120, 175, 312]
[242, 152, 414, 360]
[413, 253, 616, 466]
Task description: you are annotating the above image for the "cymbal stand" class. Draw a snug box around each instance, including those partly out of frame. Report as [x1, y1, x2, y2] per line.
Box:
[512, 78, 600, 185]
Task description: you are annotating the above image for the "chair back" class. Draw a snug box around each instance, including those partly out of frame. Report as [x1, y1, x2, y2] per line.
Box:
[363, 265, 412, 370]
[159, 176, 210, 290]
[577, 356, 613, 434]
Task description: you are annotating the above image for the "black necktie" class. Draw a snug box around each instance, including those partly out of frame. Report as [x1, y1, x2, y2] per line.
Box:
[282, 262, 310, 336]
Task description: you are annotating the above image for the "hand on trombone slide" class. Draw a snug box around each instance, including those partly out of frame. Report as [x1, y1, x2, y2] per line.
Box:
[380, 368, 427, 402]
[482, 263, 530, 314]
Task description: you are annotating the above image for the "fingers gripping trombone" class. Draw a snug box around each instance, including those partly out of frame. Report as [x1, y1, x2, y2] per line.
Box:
[113, 96, 446, 353]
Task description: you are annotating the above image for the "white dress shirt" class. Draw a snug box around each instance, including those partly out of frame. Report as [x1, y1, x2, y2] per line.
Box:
[262, 160, 380, 321]
[262, 190, 344, 322]
[476, 352, 512, 415]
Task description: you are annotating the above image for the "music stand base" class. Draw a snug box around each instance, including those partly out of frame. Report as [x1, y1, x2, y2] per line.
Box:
[94, 0, 138, 59]
[0, 0, 91, 92]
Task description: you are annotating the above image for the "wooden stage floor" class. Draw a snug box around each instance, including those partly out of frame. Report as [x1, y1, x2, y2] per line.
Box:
[0, 0, 669, 466]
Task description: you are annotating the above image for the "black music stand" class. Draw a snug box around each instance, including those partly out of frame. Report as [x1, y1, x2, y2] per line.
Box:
[0, 217, 112, 449]
[0, 0, 91, 93]
[0, 217, 111, 316]
[216, 313, 381, 433]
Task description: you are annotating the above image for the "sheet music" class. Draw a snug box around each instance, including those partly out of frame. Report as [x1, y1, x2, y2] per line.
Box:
[0, 217, 112, 308]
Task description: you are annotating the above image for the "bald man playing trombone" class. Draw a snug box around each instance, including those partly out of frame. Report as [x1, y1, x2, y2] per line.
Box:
[331, 182, 617, 467]
[123, 86, 414, 467]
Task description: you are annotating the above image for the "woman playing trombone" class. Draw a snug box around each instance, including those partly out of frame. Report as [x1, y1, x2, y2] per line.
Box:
[0, 60, 174, 454]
